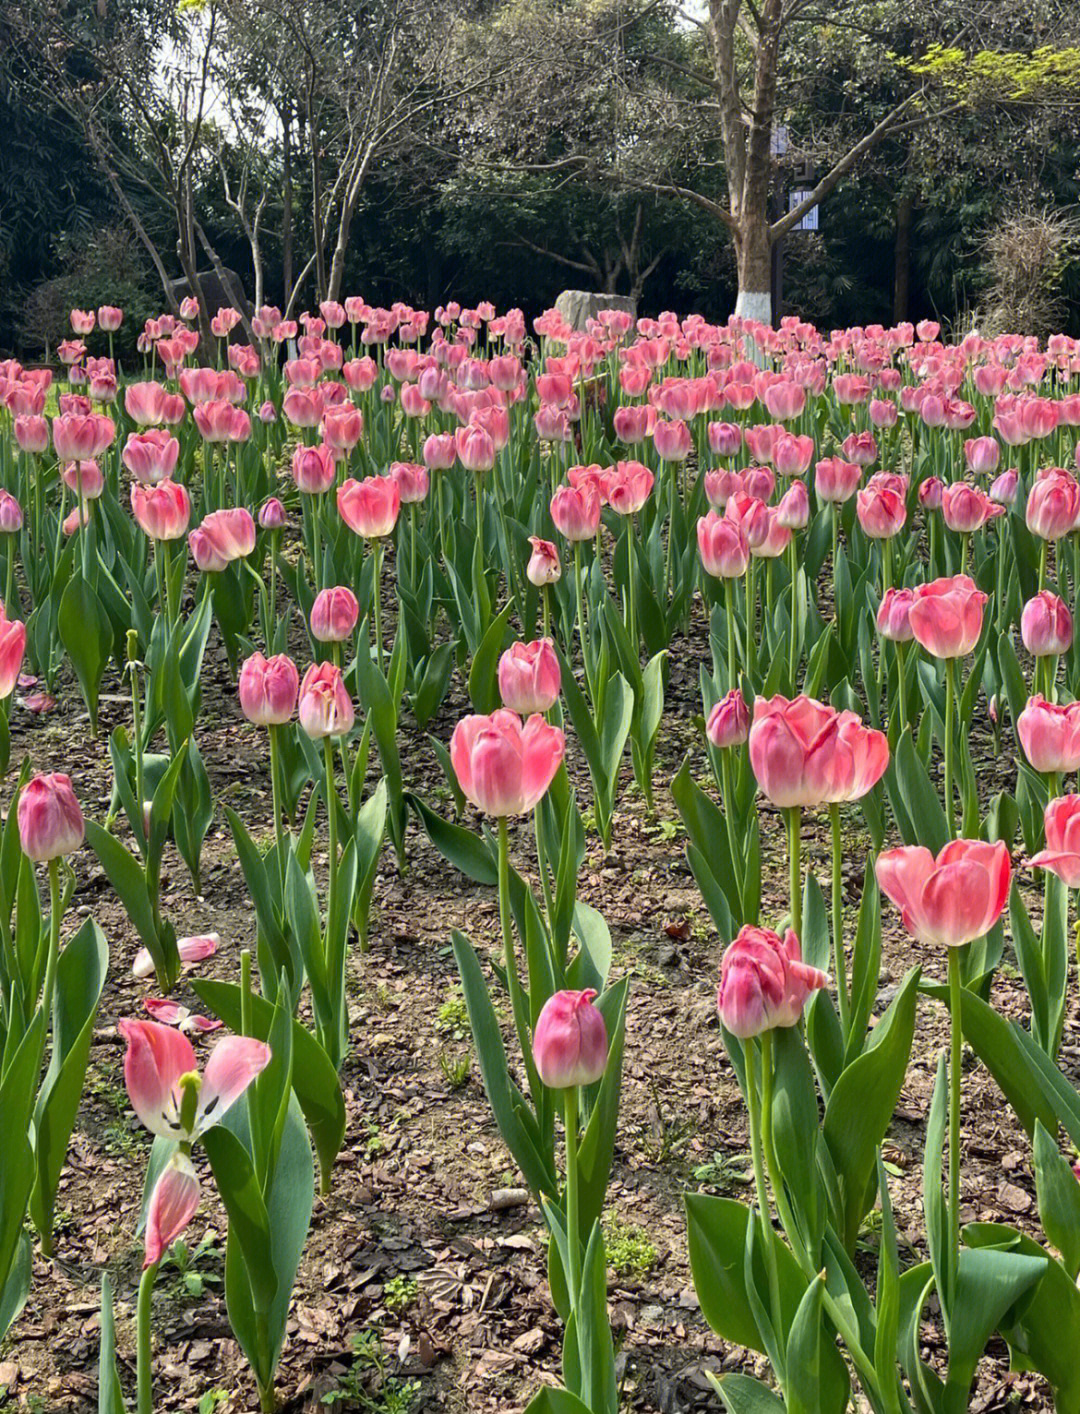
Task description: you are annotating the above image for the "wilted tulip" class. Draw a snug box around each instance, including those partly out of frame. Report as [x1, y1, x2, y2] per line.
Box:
[527, 536, 561, 586]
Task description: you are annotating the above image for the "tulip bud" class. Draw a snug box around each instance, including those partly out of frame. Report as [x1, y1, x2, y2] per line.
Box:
[876, 587, 916, 642]
[706, 689, 750, 749]
[310, 586, 359, 643]
[239, 652, 299, 726]
[532, 989, 608, 1088]
[259, 498, 287, 530]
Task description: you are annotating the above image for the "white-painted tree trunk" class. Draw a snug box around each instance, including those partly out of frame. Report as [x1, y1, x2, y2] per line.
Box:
[734, 289, 772, 324]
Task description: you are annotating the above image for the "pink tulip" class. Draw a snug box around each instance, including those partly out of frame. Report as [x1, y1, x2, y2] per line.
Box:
[605, 461, 654, 515]
[1017, 696, 1080, 774]
[498, 639, 561, 715]
[1022, 592, 1073, 658]
[123, 429, 180, 484]
[389, 462, 430, 504]
[52, 412, 114, 461]
[422, 433, 457, 470]
[133, 933, 218, 981]
[455, 422, 496, 473]
[131, 480, 191, 541]
[0, 492, 22, 535]
[842, 430, 877, 466]
[0, 613, 27, 698]
[337, 475, 401, 538]
[550, 484, 601, 542]
[450, 709, 565, 816]
[124, 382, 168, 426]
[97, 305, 123, 332]
[298, 661, 355, 738]
[118, 1018, 270, 1143]
[62, 461, 104, 500]
[990, 469, 1019, 506]
[239, 653, 299, 726]
[143, 1152, 201, 1268]
[532, 989, 609, 1088]
[70, 308, 95, 334]
[259, 498, 287, 530]
[875, 840, 1010, 948]
[717, 925, 828, 1038]
[706, 689, 750, 749]
[919, 477, 944, 512]
[17, 773, 84, 861]
[815, 457, 862, 504]
[749, 694, 889, 808]
[773, 433, 814, 478]
[1029, 795, 1080, 888]
[941, 482, 1004, 533]
[189, 508, 256, 572]
[653, 418, 693, 463]
[142, 998, 221, 1034]
[282, 388, 325, 429]
[527, 536, 561, 585]
[13, 415, 49, 454]
[763, 381, 806, 421]
[908, 575, 987, 659]
[311, 587, 359, 643]
[876, 587, 916, 642]
[964, 437, 1000, 475]
[776, 480, 810, 531]
[869, 398, 898, 429]
[1026, 470, 1080, 541]
[708, 422, 743, 458]
[704, 467, 744, 510]
[856, 484, 906, 539]
[698, 511, 750, 578]
[322, 406, 364, 454]
[292, 443, 336, 495]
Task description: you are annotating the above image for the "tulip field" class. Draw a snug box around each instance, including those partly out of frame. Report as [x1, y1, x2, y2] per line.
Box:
[3, 301, 1080, 1414]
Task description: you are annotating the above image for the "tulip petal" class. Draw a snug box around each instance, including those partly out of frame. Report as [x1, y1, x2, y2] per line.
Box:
[144, 1153, 200, 1268]
[118, 1018, 197, 1138]
[194, 1036, 272, 1136]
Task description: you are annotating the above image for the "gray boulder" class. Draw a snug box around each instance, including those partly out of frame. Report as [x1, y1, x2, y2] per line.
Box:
[167, 268, 252, 320]
[554, 289, 636, 333]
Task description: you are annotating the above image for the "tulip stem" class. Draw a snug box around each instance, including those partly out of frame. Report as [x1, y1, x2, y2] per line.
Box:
[624, 519, 637, 653]
[562, 1085, 583, 1312]
[573, 541, 588, 693]
[947, 945, 963, 1314]
[745, 560, 757, 686]
[744, 1039, 784, 1373]
[373, 539, 384, 676]
[323, 738, 342, 1066]
[786, 808, 803, 940]
[787, 538, 799, 694]
[895, 639, 908, 739]
[136, 1261, 159, 1414]
[498, 818, 542, 1099]
[542, 583, 551, 642]
[41, 858, 62, 1026]
[944, 656, 957, 837]
[725, 577, 738, 693]
[829, 804, 851, 1038]
[268, 725, 287, 902]
[719, 748, 743, 909]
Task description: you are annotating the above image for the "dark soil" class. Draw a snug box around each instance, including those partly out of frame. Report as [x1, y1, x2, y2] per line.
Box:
[2, 576, 1074, 1414]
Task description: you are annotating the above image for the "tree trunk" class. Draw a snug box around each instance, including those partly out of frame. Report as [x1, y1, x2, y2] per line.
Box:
[894, 195, 912, 323]
[734, 214, 772, 324]
[282, 102, 293, 308]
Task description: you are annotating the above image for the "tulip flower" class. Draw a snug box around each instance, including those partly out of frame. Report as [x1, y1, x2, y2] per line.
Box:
[1022, 591, 1073, 664]
[131, 480, 191, 542]
[1018, 696, 1080, 777]
[450, 709, 564, 817]
[989, 469, 1019, 506]
[550, 484, 601, 542]
[1026, 469, 1080, 544]
[239, 653, 299, 727]
[189, 508, 256, 573]
[337, 476, 401, 539]
[1030, 795, 1080, 889]
[0, 611, 27, 699]
[706, 688, 750, 750]
[498, 639, 561, 716]
[292, 443, 336, 494]
[877, 836, 1010, 1273]
[533, 989, 608, 1089]
[814, 457, 861, 505]
[18, 772, 84, 863]
[717, 925, 828, 1039]
[909, 576, 986, 661]
[697, 511, 749, 579]
[298, 661, 354, 740]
